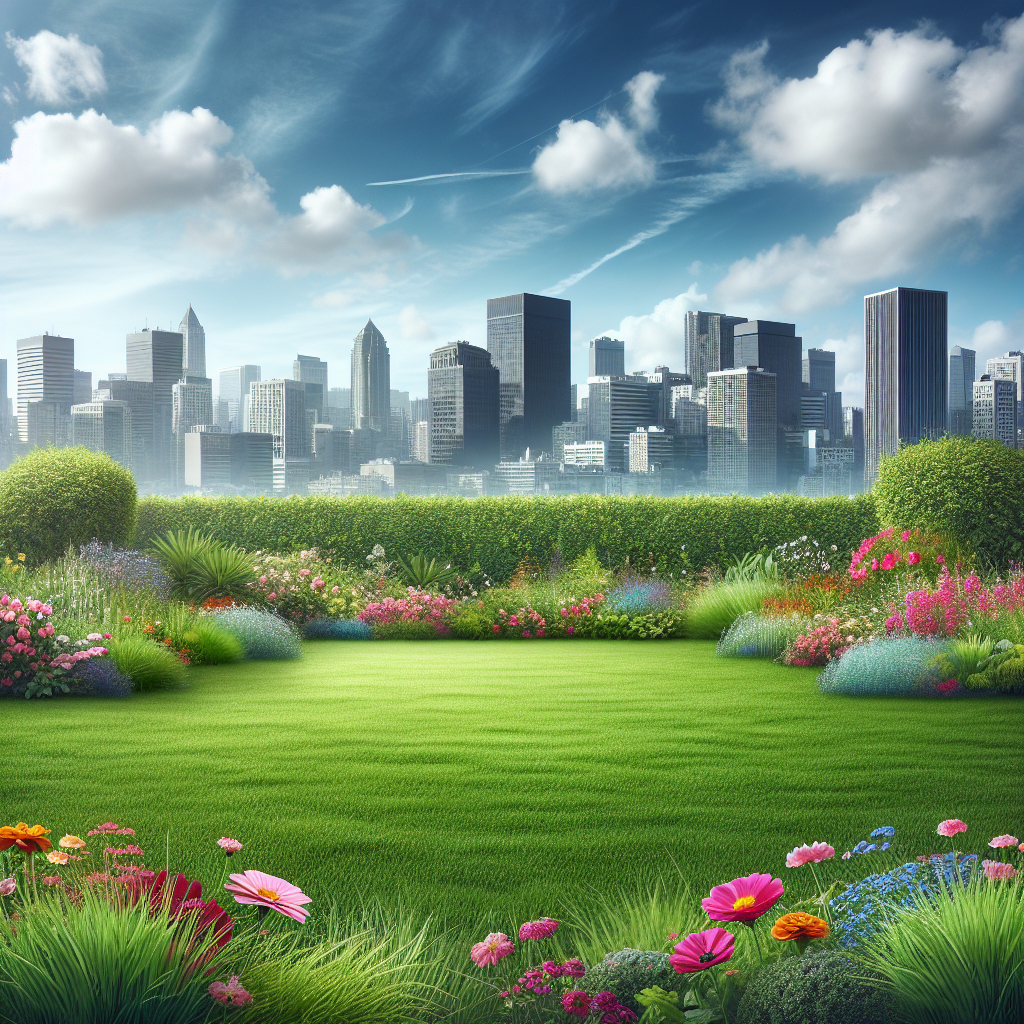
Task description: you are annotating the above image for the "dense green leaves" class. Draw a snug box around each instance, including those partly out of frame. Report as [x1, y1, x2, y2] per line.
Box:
[874, 437, 1024, 568]
[135, 493, 880, 583]
[0, 447, 137, 564]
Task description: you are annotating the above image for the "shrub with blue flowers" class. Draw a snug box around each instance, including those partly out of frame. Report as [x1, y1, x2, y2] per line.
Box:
[605, 577, 675, 616]
[78, 539, 172, 599]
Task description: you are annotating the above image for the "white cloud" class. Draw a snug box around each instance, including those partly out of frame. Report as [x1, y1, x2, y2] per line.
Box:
[604, 284, 707, 371]
[6, 30, 106, 105]
[532, 71, 663, 195]
[398, 304, 435, 341]
[819, 331, 865, 408]
[713, 16, 1024, 312]
[971, 319, 1011, 354]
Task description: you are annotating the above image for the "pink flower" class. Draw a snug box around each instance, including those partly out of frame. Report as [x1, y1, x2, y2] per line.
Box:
[470, 932, 514, 966]
[217, 837, 243, 855]
[901, 531, 911, 542]
[937, 819, 968, 838]
[567, 625, 575, 635]
[936, 680, 959, 693]
[982, 860, 1018, 880]
[208, 976, 252, 1007]
[519, 917, 559, 940]
[562, 991, 592, 1017]
[224, 869, 311, 923]
[841, 851, 851, 860]
[907, 551, 921, 565]
[785, 842, 835, 868]
[871, 559, 880, 571]
[988, 835, 1020, 848]
[509, 615, 519, 627]
[267, 593, 276, 601]
[0, 877, 15, 896]
[492, 624, 500, 633]
[669, 927, 735, 973]
[880, 552, 898, 571]
[936, 555, 945, 564]
[702, 873, 784, 922]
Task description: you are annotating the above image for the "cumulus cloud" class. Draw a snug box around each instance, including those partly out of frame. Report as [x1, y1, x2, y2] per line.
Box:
[971, 319, 1012, 354]
[604, 283, 707, 370]
[0, 106, 410, 274]
[532, 71, 664, 194]
[713, 16, 1024, 312]
[398, 304, 435, 341]
[6, 30, 106, 105]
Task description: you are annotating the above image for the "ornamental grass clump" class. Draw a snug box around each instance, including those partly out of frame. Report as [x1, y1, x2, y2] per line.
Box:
[684, 579, 781, 640]
[817, 637, 952, 697]
[717, 612, 810, 660]
[181, 618, 245, 665]
[214, 607, 302, 660]
[605, 577, 675, 616]
[303, 618, 372, 640]
[108, 636, 187, 691]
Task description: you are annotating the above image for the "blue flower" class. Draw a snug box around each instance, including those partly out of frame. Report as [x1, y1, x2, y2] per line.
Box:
[880, 842, 891, 851]
[870, 826, 896, 838]
[852, 841, 869, 855]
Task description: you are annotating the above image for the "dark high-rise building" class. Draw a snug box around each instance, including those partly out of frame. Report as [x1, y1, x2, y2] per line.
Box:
[427, 341, 500, 469]
[802, 349, 835, 393]
[685, 311, 747, 388]
[16, 334, 74, 447]
[589, 336, 625, 377]
[73, 369, 92, 406]
[587, 375, 662, 472]
[732, 321, 802, 429]
[351, 319, 390, 435]
[948, 345, 976, 435]
[864, 286, 947, 485]
[487, 293, 571, 459]
[127, 329, 183, 482]
[707, 367, 777, 494]
[294, 354, 328, 390]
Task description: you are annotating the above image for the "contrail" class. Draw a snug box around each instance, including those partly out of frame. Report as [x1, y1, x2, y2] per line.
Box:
[367, 170, 530, 186]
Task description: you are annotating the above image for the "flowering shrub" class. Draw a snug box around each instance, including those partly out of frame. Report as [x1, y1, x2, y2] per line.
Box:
[605, 578, 675, 616]
[78, 540, 172, 599]
[848, 527, 958, 591]
[491, 603, 548, 639]
[358, 589, 459, 636]
[250, 549, 365, 625]
[781, 615, 877, 667]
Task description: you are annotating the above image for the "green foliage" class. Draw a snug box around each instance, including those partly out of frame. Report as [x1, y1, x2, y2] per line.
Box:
[818, 637, 949, 697]
[448, 607, 490, 639]
[585, 950, 682, 1016]
[214, 607, 303, 659]
[874, 437, 1024, 568]
[370, 619, 446, 640]
[578, 609, 686, 639]
[735, 949, 896, 1024]
[395, 551, 458, 589]
[724, 550, 780, 583]
[684, 580, 781, 640]
[854, 877, 1023, 1024]
[933, 634, 994, 684]
[717, 612, 810, 660]
[964, 642, 1024, 694]
[182, 618, 245, 665]
[0, 892, 227, 1024]
[150, 528, 252, 602]
[0, 447, 137, 565]
[134, 493, 880, 584]
[108, 635, 186, 690]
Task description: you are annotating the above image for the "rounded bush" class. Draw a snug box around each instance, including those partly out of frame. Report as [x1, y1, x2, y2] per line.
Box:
[214, 608, 302, 660]
[108, 637, 186, 691]
[65, 658, 133, 697]
[448, 608, 490, 640]
[874, 437, 1024, 568]
[0, 447, 137, 565]
[182, 619, 245, 665]
[736, 949, 895, 1024]
[818, 637, 950, 697]
[717, 612, 810, 659]
[584, 949, 682, 1016]
[303, 618, 372, 640]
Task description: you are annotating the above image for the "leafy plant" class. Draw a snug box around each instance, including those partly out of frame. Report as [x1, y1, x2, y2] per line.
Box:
[724, 550, 779, 583]
[108, 636, 187, 691]
[214, 607, 302, 660]
[854, 875, 1022, 1024]
[150, 529, 218, 595]
[963, 642, 1024, 694]
[395, 552, 459, 589]
[684, 580, 781, 640]
[151, 529, 254, 603]
[182, 619, 244, 665]
[932, 634, 994, 684]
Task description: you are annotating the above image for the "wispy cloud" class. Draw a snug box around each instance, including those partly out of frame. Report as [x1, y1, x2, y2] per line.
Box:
[367, 170, 530, 186]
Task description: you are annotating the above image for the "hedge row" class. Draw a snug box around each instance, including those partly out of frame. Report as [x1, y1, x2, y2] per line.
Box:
[135, 494, 881, 583]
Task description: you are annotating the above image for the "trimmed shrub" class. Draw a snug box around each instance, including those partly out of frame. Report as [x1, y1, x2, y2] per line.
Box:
[577, 610, 686, 639]
[736, 949, 896, 1024]
[447, 608, 490, 640]
[684, 579, 781, 640]
[584, 949, 682, 1016]
[134, 493, 880, 584]
[182, 619, 245, 665]
[108, 637, 186, 691]
[214, 607, 302, 660]
[303, 618, 373, 640]
[717, 613, 810, 659]
[0, 447, 137, 564]
[818, 637, 951, 697]
[65, 658, 134, 697]
[370, 620, 446, 640]
[874, 437, 1024, 568]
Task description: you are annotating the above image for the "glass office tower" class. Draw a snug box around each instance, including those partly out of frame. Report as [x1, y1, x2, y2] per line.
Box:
[427, 341, 500, 469]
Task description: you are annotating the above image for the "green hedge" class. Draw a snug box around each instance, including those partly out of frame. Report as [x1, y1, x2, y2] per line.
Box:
[135, 494, 879, 583]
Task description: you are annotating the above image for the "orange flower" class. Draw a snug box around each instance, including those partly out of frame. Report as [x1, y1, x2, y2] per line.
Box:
[0, 822, 52, 853]
[59, 835, 87, 850]
[46, 850, 70, 865]
[164, 638, 173, 645]
[771, 912, 830, 942]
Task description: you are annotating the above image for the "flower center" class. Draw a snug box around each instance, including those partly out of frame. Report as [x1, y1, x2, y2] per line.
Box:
[699, 952, 716, 963]
[732, 895, 756, 911]
[256, 887, 280, 902]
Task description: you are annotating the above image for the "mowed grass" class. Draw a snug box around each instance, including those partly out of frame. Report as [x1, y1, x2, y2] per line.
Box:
[2, 641, 1021, 923]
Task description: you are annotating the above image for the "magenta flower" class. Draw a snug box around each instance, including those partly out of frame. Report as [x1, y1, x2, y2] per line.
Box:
[470, 932, 514, 966]
[989, 835, 1020, 848]
[209, 976, 252, 1007]
[562, 991, 592, 1017]
[982, 860, 1018, 880]
[702, 873, 784, 922]
[217, 837, 243, 855]
[880, 552, 899, 571]
[907, 551, 921, 565]
[669, 927, 735, 973]
[785, 842, 835, 868]
[0, 877, 15, 896]
[937, 819, 968, 838]
[519, 917, 559, 940]
[224, 870, 311, 923]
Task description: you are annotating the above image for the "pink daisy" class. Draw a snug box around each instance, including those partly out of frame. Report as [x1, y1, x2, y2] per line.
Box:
[702, 873, 784, 922]
[224, 869, 311, 923]
[988, 835, 1020, 848]
[785, 842, 835, 868]
[936, 819, 968, 838]
[217, 837, 243, 855]
[519, 917, 559, 940]
[470, 932, 514, 966]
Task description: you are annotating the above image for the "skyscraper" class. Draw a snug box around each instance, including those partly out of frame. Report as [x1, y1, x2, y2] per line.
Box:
[589, 336, 625, 377]
[706, 367, 777, 494]
[219, 365, 261, 432]
[986, 352, 1023, 412]
[71, 401, 132, 469]
[586, 375, 662, 472]
[16, 334, 74, 447]
[487, 293, 571, 459]
[427, 341, 500, 470]
[684, 311, 747, 388]
[863, 286, 948, 485]
[733, 321, 802, 429]
[96, 378, 155, 479]
[948, 345, 977, 435]
[973, 375, 1019, 447]
[351, 320, 390, 435]
[179, 305, 206, 378]
[802, 349, 836, 393]
[248, 379, 309, 492]
[172, 376, 214, 486]
[127, 328, 184, 481]
[73, 369, 93, 406]
[294, 354, 328, 389]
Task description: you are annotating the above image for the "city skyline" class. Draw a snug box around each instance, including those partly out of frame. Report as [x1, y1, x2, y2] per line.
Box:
[1, 3, 1020, 405]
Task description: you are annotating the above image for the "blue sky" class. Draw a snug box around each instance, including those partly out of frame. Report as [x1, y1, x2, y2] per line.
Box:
[2, 0, 1022, 405]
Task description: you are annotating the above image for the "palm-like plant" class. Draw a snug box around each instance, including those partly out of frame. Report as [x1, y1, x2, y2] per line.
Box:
[150, 529, 252, 602]
[395, 552, 458, 589]
[150, 529, 218, 596]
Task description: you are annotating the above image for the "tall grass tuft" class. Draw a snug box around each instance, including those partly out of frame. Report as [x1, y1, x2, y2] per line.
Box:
[182, 618, 245, 665]
[716, 612, 810, 660]
[0, 891, 229, 1024]
[855, 876, 1023, 1024]
[108, 636, 187, 691]
[684, 579, 780, 640]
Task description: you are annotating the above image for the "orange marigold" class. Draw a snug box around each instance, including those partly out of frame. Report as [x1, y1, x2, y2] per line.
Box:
[0, 822, 52, 853]
[771, 912, 830, 942]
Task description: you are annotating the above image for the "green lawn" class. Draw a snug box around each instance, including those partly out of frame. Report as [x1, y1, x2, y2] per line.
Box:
[2, 641, 1021, 923]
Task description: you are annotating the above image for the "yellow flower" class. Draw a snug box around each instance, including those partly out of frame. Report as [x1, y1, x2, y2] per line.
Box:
[17, 553, 25, 561]
[3, 557, 10, 565]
